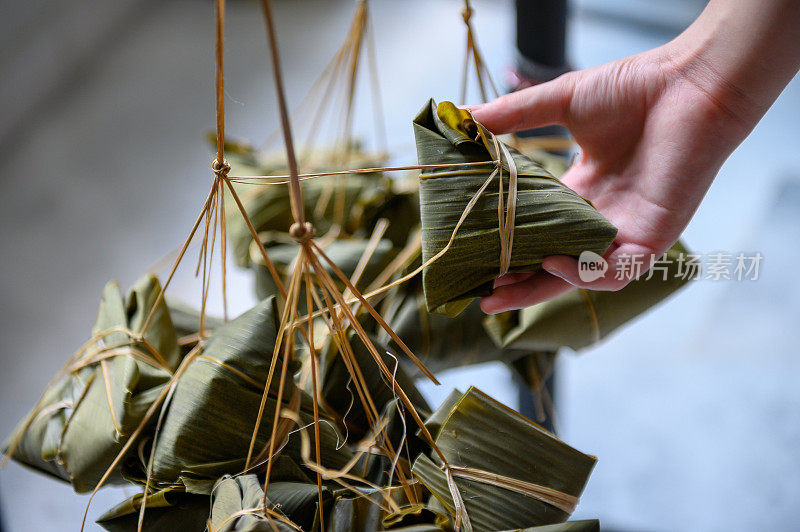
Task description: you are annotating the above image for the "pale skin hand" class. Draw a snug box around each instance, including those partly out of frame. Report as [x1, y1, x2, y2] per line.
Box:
[475, 0, 800, 314]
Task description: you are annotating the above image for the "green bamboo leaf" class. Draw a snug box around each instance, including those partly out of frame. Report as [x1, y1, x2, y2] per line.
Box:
[326, 491, 385, 532]
[96, 487, 209, 532]
[382, 502, 452, 530]
[507, 520, 600, 532]
[385, 527, 446, 532]
[226, 172, 392, 268]
[382, 294, 515, 375]
[503, 352, 559, 428]
[421, 389, 462, 440]
[210, 475, 295, 532]
[318, 331, 429, 442]
[414, 99, 617, 317]
[166, 297, 224, 336]
[263, 481, 330, 529]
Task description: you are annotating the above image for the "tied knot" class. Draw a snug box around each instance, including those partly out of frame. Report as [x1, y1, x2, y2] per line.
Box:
[211, 158, 231, 179]
[461, 6, 473, 23]
[289, 221, 315, 244]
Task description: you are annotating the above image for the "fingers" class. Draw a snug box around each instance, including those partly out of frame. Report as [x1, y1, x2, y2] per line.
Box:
[480, 271, 572, 314]
[480, 242, 667, 314]
[469, 73, 575, 134]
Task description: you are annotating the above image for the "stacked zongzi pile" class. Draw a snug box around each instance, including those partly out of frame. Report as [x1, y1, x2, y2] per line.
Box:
[134, 296, 353, 494]
[4, 100, 697, 532]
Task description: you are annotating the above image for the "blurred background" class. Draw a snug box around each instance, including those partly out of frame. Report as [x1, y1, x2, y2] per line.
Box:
[1, 0, 799, 530]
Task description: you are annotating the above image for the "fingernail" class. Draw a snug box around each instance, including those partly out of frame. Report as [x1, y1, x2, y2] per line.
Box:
[480, 298, 503, 315]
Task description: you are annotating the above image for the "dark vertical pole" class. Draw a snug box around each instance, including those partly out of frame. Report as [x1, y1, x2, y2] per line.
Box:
[510, 0, 570, 137]
[516, 0, 568, 72]
[511, 0, 571, 126]
[516, 369, 557, 434]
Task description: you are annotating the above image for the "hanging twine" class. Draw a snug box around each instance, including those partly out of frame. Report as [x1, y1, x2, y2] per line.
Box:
[259, 0, 305, 227]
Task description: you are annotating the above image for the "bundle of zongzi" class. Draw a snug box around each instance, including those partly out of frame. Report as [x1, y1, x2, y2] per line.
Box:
[414, 99, 617, 316]
[2, 275, 183, 493]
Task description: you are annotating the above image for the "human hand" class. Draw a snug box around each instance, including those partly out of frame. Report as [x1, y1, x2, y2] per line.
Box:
[475, 38, 765, 313]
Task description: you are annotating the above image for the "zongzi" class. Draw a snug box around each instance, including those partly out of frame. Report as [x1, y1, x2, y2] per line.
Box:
[414, 99, 617, 317]
[96, 487, 209, 532]
[3, 275, 183, 493]
[412, 387, 595, 531]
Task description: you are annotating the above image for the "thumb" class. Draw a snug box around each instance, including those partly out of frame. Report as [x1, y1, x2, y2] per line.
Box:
[469, 73, 575, 134]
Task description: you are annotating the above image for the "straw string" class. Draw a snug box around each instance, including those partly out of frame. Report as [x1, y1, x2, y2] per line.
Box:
[289, 221, 316, 244]
[495, 139, 518, 276]
[227, 159, 497, 184]
[442, 464, 579, 515]
[459, 0, 500, 105]
[253, 2, 434, 515]
[461, 3, 472, 24]
[259, 0, 305, 226]
[577, 289, 601, 343]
